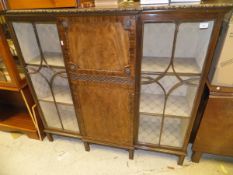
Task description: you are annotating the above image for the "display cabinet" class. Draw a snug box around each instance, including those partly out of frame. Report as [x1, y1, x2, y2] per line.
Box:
[10, 20, 80, 140]
[0, 18, 43, 139]
[5, 2, 232, 164]
[192, 15, 233, 162]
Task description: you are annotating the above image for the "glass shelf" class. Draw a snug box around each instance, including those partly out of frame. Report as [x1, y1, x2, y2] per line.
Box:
[141, 56, 201, 75]
[26, 52, 65, 68]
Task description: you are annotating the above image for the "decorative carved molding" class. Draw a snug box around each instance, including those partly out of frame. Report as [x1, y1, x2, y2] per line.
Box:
[69, 73, 134, 85]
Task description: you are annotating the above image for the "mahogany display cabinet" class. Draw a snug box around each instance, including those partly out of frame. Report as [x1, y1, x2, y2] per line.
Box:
[4, 2, 233, 164]
[192, 14, 233, 162]
[0, 17, 43, 139]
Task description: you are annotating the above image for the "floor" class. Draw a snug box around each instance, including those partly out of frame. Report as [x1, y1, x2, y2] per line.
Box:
[0, 131, 232, 175]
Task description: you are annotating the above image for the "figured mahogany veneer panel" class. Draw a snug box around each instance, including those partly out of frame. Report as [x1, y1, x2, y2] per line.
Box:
[193, 96, 233, 156]
[60, 15, 136, 77]
[75, 81, 133, 146]
[7, 0, 77, 10]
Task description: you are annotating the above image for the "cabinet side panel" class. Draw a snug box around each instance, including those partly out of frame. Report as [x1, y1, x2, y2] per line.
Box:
[193, 97, 233, 156]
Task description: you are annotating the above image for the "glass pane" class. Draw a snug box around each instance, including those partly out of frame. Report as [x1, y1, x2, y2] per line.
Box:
[140, 75, 199, 117]
[26, 66, 79, 133]
[13, 23, 41, 64]
[138, 114, 161, 145]
[160, 117, 189, 148]
[140, 75, 165, 115]
[211, 23, 233, 87]
[165, 76, 199, 117]
[3, 21, 25, 81]
[0, 56, 11, 82]
[142, 23, 175, 74]
[13, 23, 64, 67]
[39, 101, 62, 129]
[36, 23, 65, 67]
[58, 104, 79, 133]
[6, 39, 25, 80]
[174, 21, 214, 74]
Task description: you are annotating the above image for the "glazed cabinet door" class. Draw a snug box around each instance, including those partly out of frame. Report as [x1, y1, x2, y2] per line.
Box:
[11, 21, 80, 135]
[58, 14, 137, 147]
[138, 13, 216, 150]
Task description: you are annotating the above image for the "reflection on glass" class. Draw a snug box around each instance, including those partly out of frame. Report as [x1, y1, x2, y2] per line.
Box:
[6, 34, 25, 80]
[0, 56, 11, 82]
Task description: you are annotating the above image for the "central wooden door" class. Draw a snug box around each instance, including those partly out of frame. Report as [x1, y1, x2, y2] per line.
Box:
[58, 14, 137, 148]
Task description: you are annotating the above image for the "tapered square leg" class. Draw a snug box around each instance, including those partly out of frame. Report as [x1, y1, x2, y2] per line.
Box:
[46, 133, 54, 142]
[191, 151, 202, 163]
[129, 149, 134, 160]
[84, 142, 90, 152]
[178, 155, 185, 165]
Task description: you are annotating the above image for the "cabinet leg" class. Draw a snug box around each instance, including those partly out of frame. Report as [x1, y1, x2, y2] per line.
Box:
[84, 142, 90, 152]
[178, 155, 185, 165]
[46, 133, 54, 142]
[191, 151, 202, 163]
[129, 149, 134, 160]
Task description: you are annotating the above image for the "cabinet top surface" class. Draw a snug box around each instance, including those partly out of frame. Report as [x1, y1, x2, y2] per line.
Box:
[4, 0, 233, 15]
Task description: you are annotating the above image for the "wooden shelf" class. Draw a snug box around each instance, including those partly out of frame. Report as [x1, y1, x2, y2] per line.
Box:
[140, 93, 192, 118]
[0, 104, 36, 132]
[26, 52, 65, 68]
[142, 57, 201, 75]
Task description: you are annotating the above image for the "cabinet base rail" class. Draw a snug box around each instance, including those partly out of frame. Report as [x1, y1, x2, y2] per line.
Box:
[135, 145, 186, 165]
[43, 130, 188, 164]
